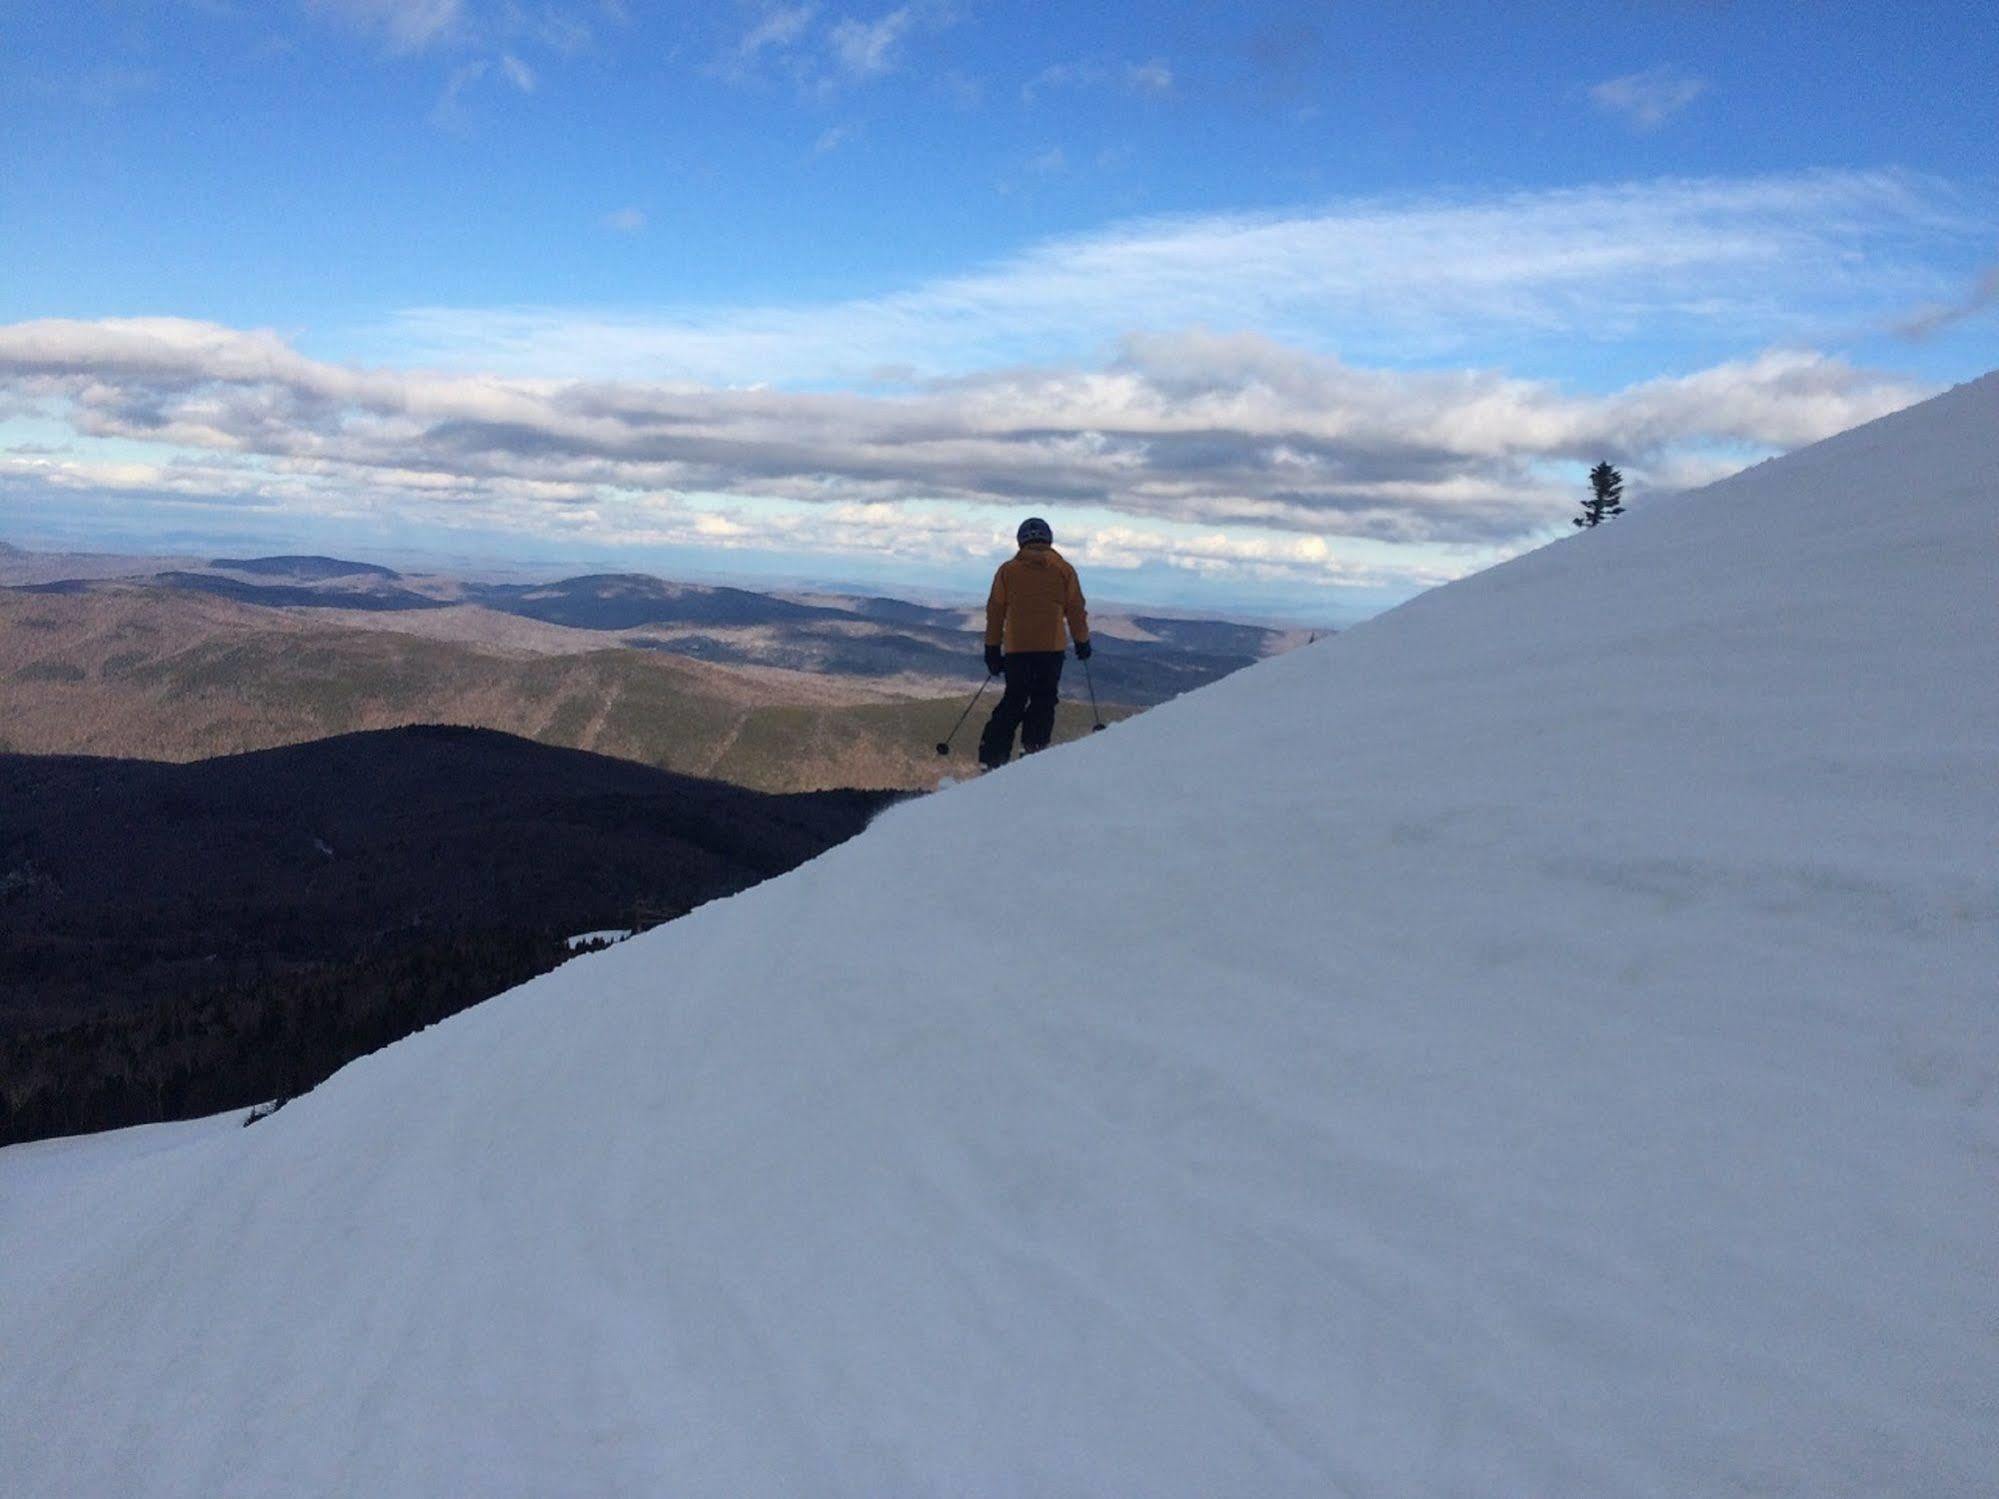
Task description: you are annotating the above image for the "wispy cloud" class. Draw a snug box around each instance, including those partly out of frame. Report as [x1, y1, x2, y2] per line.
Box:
[600, 206, 647, 233]
[377, 170, 1981, 386]
[1126, 58, 1173, 97]
[429, 58, 489, 129]
[828, 7, 914, 79]
[813, 122, 861, 155]
[736, 2, 818, 63]
[311, 0, 615, 122]
[314, 0, 619, 55]
[1590, 65, 1708, 130]
[722, 1, 947, 95]
[1892, 260, 1999, 340]
[311, 0, 466, 53]
[1023, 56, 1176, 105]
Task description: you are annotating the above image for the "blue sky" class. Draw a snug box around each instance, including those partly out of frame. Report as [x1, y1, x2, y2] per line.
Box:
[2, 1, 1995, 622]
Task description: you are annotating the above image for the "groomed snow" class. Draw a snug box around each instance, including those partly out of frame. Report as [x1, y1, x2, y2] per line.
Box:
[4, 376, 1997, 1496]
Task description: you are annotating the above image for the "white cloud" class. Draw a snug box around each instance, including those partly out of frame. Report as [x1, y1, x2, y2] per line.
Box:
[601, 206, 647, 233]
[828, 8, 913, 79]
[1126, 58, 1173, 96]
[737, 3, 818, 61]
[724, 2, 946, 94]
[312, 0, 465, 53]
[377, 170, 1980, 386]
[1590, 66, 1708, 130]
[430, 58, 490, 130]
[1023, 57, 1176, 105]
[813, 123, 861, 155]
[528, 8, 597, 55]
[310, 0, 616, 116]
[314, 0, 616, 56]
[0, 317, 1929, 593]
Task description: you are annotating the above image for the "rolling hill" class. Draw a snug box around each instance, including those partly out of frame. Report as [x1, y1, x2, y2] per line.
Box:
[10, 551, 1306, 706]
[208, 555, 401, 581]
[0, 585, 1120, 790]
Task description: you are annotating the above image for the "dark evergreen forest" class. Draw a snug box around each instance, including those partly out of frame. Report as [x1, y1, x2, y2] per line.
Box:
[0, 726, 895, 1145]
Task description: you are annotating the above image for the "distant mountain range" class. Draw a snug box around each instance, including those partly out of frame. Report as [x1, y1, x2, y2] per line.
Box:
[0, 726, 896, 1144]
[107, 556, 1307, 706]
[209, 554, 401, 581]
[0, 583, 1122, 790]
[146, 570, 453, 611]
[0, 546, 1302, 789]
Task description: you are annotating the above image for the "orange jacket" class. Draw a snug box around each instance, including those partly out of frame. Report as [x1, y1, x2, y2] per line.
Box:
[986, 543, 1090, 653]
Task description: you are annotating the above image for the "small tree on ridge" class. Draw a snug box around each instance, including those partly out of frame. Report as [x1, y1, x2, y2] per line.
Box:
[1576, 462, 1624, 528]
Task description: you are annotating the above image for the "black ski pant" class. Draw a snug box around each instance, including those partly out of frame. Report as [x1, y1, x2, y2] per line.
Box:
[979, 651, 1064, 766]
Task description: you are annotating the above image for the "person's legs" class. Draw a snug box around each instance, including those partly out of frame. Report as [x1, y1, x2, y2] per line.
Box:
[977, 658, 1033, 767]
[1020, 652, 1065, 752]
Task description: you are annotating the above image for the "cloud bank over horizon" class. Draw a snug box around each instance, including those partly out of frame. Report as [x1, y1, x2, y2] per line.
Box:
[1, 168, 1990, 616]
[0, 316, 1930, 606]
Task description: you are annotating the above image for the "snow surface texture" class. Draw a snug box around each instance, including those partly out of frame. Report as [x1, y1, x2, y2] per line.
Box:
[4, 377, 1997, 1497]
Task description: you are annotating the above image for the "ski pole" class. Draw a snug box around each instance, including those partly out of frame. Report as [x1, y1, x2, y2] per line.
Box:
[1082, 655, 1106, 732]
[935, 674, 996, 756]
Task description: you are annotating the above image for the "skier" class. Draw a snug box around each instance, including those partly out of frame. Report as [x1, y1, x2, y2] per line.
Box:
[978, 517, 1091, 770]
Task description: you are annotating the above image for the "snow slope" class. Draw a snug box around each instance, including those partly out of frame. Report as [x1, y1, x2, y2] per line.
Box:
[4, 376, 1997, 1497]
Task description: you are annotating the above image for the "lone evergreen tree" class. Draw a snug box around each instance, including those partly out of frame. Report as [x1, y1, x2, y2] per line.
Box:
[1576, 462, 1624, 528]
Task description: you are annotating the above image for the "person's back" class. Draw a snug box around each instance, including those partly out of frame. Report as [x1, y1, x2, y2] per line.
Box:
[979, 518, 1090, 769]
[989, 544, 1087, 654]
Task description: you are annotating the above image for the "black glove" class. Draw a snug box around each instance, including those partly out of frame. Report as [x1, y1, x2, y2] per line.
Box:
[984, 644, 1004, 677]
[1073, 638, 1093, 661]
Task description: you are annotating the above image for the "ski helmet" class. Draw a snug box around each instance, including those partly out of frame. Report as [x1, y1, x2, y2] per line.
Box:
[1017, 517, 1053, 545]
